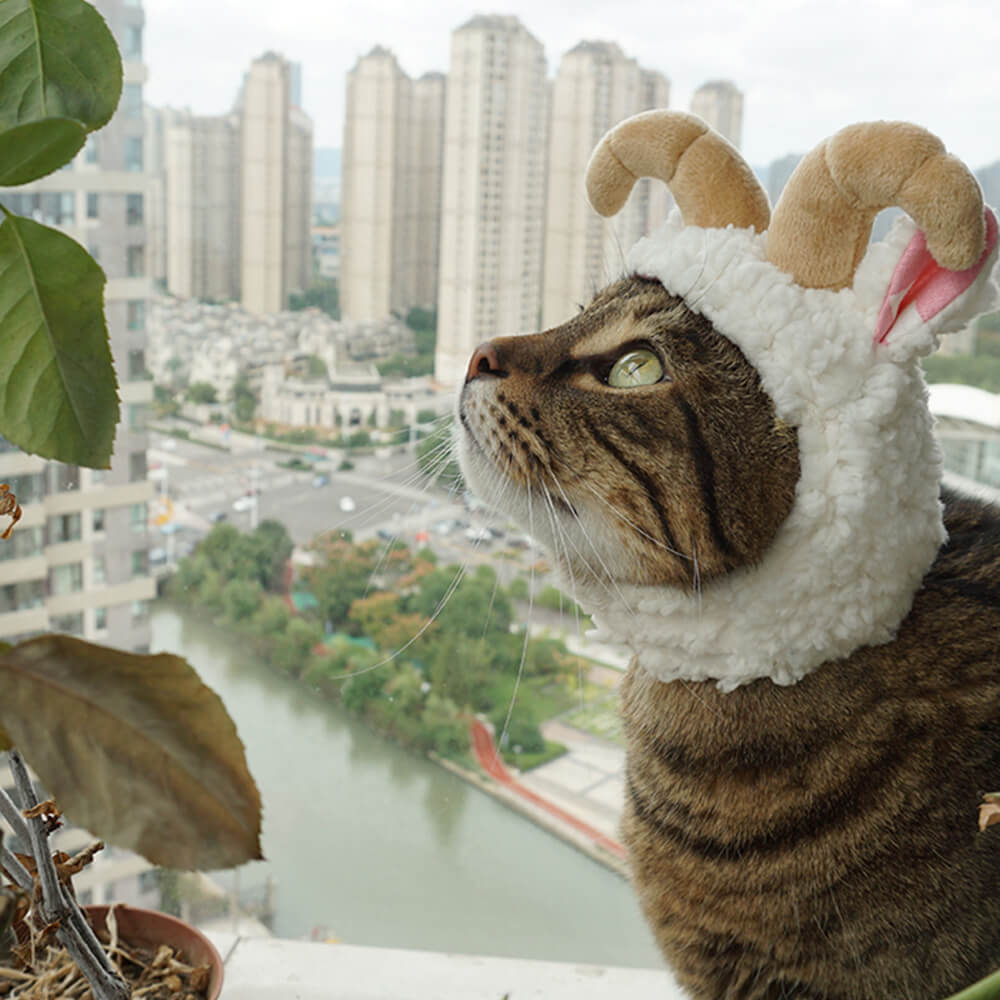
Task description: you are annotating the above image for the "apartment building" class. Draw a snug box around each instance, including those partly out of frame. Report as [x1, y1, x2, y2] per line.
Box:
[0, 0, 155, 650]
[434, 15, 549, 388]
[159, 111, 242, 301]
[240, 52, 314, 315]
[340, 48, 445, 322]
[690, 80, 744, 148]
[541, 42, 670, 328]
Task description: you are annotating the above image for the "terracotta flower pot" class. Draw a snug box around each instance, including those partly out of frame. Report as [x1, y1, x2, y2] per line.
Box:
[84, 904, 224, 999]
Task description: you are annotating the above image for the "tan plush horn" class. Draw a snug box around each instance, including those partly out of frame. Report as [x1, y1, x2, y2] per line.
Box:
[586, 109, 771, 232]
[768, 121, 986, 290]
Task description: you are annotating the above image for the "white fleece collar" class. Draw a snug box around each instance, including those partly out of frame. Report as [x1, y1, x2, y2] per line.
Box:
[575, 212, 998, 691]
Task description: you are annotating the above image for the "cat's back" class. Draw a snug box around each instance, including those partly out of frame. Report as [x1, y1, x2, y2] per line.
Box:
[621, 488, 1000, 1000]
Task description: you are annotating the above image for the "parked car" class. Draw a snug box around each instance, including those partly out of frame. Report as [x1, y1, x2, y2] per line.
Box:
[232, 495, 257, 513]
[209, 511, 227, 523]
[312, 475, 329, 488]
[464, 525, 493, 544]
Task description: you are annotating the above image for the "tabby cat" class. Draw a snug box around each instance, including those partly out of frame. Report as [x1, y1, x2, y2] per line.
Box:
[455, 113, 1000, 1000]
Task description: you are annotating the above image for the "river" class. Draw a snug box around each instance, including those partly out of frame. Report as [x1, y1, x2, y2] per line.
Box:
[151, 606, 664, 968]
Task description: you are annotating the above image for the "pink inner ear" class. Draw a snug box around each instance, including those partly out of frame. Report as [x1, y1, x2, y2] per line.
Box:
[874, 208, 998, 344]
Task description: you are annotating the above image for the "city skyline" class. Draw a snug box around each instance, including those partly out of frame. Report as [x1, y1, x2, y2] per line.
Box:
[143, 0, 1000, 171]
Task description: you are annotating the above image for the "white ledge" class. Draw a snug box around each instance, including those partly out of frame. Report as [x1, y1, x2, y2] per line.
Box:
[210, 935, 684, 999]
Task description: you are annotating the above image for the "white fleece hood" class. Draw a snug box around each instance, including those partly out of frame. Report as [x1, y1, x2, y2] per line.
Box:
[581, 208, 1000, 691]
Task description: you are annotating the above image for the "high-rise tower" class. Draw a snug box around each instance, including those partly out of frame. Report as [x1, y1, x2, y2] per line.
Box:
[434, 16, 549, 388]
[690, 80, 744, 149]
[239, 52, 313, 314]
[341, 50, 445, 322]
[541, 42, 671, 328]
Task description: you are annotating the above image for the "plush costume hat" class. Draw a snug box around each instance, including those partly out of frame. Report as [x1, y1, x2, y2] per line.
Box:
[579, 111, 1000, 691]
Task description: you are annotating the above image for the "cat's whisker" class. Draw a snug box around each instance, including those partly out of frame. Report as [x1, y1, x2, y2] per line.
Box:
[499, 478, 536, 753]
[545, 471, 640, 618]
[540, 481, 586, 713]
[546, 451, 692, 563]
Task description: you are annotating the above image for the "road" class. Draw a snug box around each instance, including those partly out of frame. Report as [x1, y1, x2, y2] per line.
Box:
[146, 430, 533, 565]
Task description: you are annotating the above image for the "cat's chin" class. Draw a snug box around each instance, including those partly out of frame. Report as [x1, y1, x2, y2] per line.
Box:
[455, 417, 648, 589]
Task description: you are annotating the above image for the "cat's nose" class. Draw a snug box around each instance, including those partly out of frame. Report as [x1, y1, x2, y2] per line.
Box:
[465, 341, 506, 381]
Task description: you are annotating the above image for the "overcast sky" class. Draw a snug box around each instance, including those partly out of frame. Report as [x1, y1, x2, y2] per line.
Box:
[143, 0, 1000, 171]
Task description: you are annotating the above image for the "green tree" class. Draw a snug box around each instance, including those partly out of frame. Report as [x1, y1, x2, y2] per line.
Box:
[303, 354, 328, 380]
[271, 617, 322, 676]
[288, 278, 340, 318]
[186, 381, 218, 405]
[409, 566, 511, 639]
[249, 520, 294, 592]
[426, 632, 494, 711]
[251, 596, 291, 636]
[232, 372, 257, 423]
[221, 579, 262, 622]
[507, 577, 529, 601]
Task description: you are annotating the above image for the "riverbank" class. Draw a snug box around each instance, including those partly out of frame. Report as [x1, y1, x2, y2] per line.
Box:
[152, 606, 664, 966]
[439, 717, 628, 875]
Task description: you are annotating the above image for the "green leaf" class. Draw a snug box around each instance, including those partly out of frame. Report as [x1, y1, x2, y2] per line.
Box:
[0, 635, 263, 870]
[0, 117, 86, 184]
[0, 212, 118, 467]
[0, 0, 122, 133]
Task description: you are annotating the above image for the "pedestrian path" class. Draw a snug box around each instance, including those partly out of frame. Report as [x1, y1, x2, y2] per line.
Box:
[468, 718, 627, 862]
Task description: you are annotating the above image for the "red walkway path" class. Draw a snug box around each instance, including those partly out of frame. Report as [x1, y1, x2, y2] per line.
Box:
[468, 719, 627, 861]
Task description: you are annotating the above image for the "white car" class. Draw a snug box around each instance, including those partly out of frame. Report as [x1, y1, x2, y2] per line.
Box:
[339, 496, 356, 513]
[232, 495, 257, 512]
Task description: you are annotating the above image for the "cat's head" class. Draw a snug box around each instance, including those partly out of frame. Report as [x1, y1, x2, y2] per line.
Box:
[456, 112, 1000, 689]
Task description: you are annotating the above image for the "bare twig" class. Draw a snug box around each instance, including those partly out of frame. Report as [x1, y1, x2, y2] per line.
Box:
[0, 784, 31, 846]
[7, 750, 130, 1000]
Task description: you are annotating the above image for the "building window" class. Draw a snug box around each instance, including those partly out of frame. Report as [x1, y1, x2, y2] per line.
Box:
[50, 563, 83, 595]
[126, 193, 143, 225]
[0, 525, 42, 562]
[131, 552, 148, 579]
[138, 870, 158, 893]
[50, 464, 79, 492]
[50, 512, 82, 544]
[3, 192, 75, 225]
[87, 193, 99, 219]
[5, 474, 43, 505]
[128, 404, 148, 432]
[92, 508, 106, 533]
[51, 611, 84, 635]
[123, 83, 143, 118]
[127, 349, 146, 379]
[127, 300, 145, 331]
[95, 607, 107, 630]
[125, 136, 143, 171]
[130, 502, 147, 531]
[126, 245, 145, 276]
[83, 135, 98, 164]
[93, 556, 106, 585]
[0, 581, 45, 613]
[129, 451, 147, 482]
[131, 598, 150, 621]
[123, 24, 142, 58]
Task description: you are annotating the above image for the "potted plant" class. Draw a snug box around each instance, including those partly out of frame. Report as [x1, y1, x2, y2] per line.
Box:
[0, 1, 262, 996]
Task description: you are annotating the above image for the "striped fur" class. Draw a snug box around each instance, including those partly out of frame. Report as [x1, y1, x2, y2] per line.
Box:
[457, 278, 1000, 998]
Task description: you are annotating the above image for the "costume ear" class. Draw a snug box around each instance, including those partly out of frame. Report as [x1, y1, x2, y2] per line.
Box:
[874, 208, 997, 344]
[874, 208, 999, 351]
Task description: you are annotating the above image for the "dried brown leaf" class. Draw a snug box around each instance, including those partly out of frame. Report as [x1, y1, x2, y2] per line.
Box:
[0, 635, 262, 869]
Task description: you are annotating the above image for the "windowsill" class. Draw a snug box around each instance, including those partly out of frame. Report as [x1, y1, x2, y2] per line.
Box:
[205, 935, 683, 1000]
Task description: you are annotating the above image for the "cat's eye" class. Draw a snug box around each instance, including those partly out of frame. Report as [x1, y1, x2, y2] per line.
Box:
[607, 349, 664, 388]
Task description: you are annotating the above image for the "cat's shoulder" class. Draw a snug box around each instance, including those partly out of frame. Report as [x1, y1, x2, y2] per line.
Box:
[932, 487, 1000, 588]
